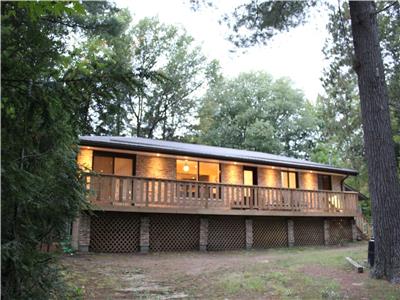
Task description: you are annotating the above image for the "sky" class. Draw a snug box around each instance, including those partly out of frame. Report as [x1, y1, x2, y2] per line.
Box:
[115, 0, 330, 102]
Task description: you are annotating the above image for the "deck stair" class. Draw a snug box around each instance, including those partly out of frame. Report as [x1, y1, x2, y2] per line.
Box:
[355, 212, 372, 239]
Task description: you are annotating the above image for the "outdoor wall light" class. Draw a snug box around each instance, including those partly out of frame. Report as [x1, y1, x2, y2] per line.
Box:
[183, 162, 190, 172]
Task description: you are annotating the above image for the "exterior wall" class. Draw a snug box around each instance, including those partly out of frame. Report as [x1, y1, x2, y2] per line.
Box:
[332, 175, 343, 191]
[299, 172, 318, 190]
[77, 147, 346, 193]
[221, 163, 243, 185]
[136, 155, 176, 180]
[258, 167, 281, 187]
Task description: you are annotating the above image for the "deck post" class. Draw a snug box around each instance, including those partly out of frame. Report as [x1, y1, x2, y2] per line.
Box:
[245, 218, 253, 250]
[324, 218, 330, 246]
[140, 216, 150, 253]
[78, 213, 90, 252]
[288, 219, 294, 247]
[199, 218, 208, 251]
[351, 218, 357, 242]
[71, 217, 80, 251]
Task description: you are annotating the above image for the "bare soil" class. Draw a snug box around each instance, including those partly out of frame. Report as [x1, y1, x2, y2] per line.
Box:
[60, 243, 400, 299]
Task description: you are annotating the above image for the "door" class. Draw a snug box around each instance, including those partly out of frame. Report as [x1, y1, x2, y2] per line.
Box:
[114, 157, 133, 203]
[243, 166, 257, 208]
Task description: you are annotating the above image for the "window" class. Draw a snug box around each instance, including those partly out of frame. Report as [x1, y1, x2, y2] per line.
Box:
[93, 155, 113, 174]
[281, 171, 298, 189]
[176, 159, 220, 183]
[176, 160, 198, 181]
[92, 151, 135, 176]
[318, 174, 332, 190]
[176, 159, 220, 199]
[199, 162, 219, 183]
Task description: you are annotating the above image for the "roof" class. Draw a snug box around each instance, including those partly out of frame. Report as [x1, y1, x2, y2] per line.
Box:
[344, 184, 368, 200]
[79, 136, 358, 176]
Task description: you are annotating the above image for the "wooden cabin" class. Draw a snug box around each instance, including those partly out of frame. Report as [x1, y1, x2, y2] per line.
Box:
[72, 136, 368, 253]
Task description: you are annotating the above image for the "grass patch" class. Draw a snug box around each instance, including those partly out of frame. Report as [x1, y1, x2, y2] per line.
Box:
[216, 270, 292, 298]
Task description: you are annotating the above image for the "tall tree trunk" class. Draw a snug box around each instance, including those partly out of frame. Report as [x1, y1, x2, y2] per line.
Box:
[349, 1, 400, 282]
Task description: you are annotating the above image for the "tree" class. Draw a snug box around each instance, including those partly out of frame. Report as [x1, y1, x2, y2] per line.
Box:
[126, 17, 211, 140]
[75, 17, 212, 140]
[1, 2, 86, 297]
[198, 0, 400, 282]
[62, 3, 142, 136]
[1, 1, 144, 297]
[349, 1, 400, 282]
[198, 71, 318, 157]
[314, 1, 399, 216]
[314, 3, 367, 195]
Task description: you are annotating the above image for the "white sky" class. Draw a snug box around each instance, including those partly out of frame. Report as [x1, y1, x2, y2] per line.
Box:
[115, 0, 330, 102]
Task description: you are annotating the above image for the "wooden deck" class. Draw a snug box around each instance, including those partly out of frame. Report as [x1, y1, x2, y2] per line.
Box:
[85, 174, 358, 217]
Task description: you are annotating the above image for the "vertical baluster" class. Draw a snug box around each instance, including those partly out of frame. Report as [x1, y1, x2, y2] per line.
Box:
[120, 178, 124, 204]
[157, 180, 161, 206]
[139, 178, 144, 206]
[144, 179, 149, 207]
[171, 181, 176, 206]
[163, 180, 168, 206]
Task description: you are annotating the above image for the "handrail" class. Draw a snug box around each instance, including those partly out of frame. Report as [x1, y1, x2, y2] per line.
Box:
[85, 173, 359, 195]
[355, 213, 372, 239]
[84, 174, 358, 214]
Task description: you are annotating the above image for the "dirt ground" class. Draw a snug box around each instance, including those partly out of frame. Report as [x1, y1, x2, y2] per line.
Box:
[60, 242, 400, 299]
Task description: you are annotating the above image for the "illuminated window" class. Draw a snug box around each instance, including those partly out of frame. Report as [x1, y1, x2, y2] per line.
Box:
[176, 160, 219, 183]
[92, 152, 135, 176]
[176, 160, 198, 181]
[93, 155, 113, 174]
[199, 162, 219, 183]
[281, 171, 298, 189]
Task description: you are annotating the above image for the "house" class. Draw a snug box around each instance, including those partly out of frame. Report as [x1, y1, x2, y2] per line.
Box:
[72, 136, 368, 253]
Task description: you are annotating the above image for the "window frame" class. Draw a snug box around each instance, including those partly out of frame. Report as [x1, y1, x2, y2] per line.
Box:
[176, 159, 221, 184]
[176, 159, 221, 199]
[92, 151, 136, 176]
[281, 171, 299, 189]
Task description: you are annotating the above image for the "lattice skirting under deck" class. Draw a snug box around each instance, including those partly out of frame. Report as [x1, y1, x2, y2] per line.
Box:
[84, 212, 354, 253]
[90, 211, 140, 253]
[207, 216, 246, 251]
[294, 218, 325, 246]
[253, 217, 288, 248]
[149, 214, 200, 252]
[328, 218, 353, 245]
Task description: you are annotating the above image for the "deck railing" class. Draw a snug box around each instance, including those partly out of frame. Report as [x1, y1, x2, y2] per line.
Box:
[84, 174, 358, 214]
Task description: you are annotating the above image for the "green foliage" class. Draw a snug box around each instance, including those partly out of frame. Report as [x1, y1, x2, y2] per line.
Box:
[1, 1, 136, 298]
[74, 16, 212, 140]
[197, 71, 318, 158]
[125, 17, 212, 139]
[223, 1, 317, 47]
[313, 2, 400, 208]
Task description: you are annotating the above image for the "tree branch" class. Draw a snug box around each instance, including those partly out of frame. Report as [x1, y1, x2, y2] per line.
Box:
[374, 1, 399, 15]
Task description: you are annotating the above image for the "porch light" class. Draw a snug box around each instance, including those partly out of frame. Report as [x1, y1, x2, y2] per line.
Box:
[183, 162, 190, 172]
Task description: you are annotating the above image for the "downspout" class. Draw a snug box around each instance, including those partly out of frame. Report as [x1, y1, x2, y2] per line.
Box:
[340, 175, 349, 191]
